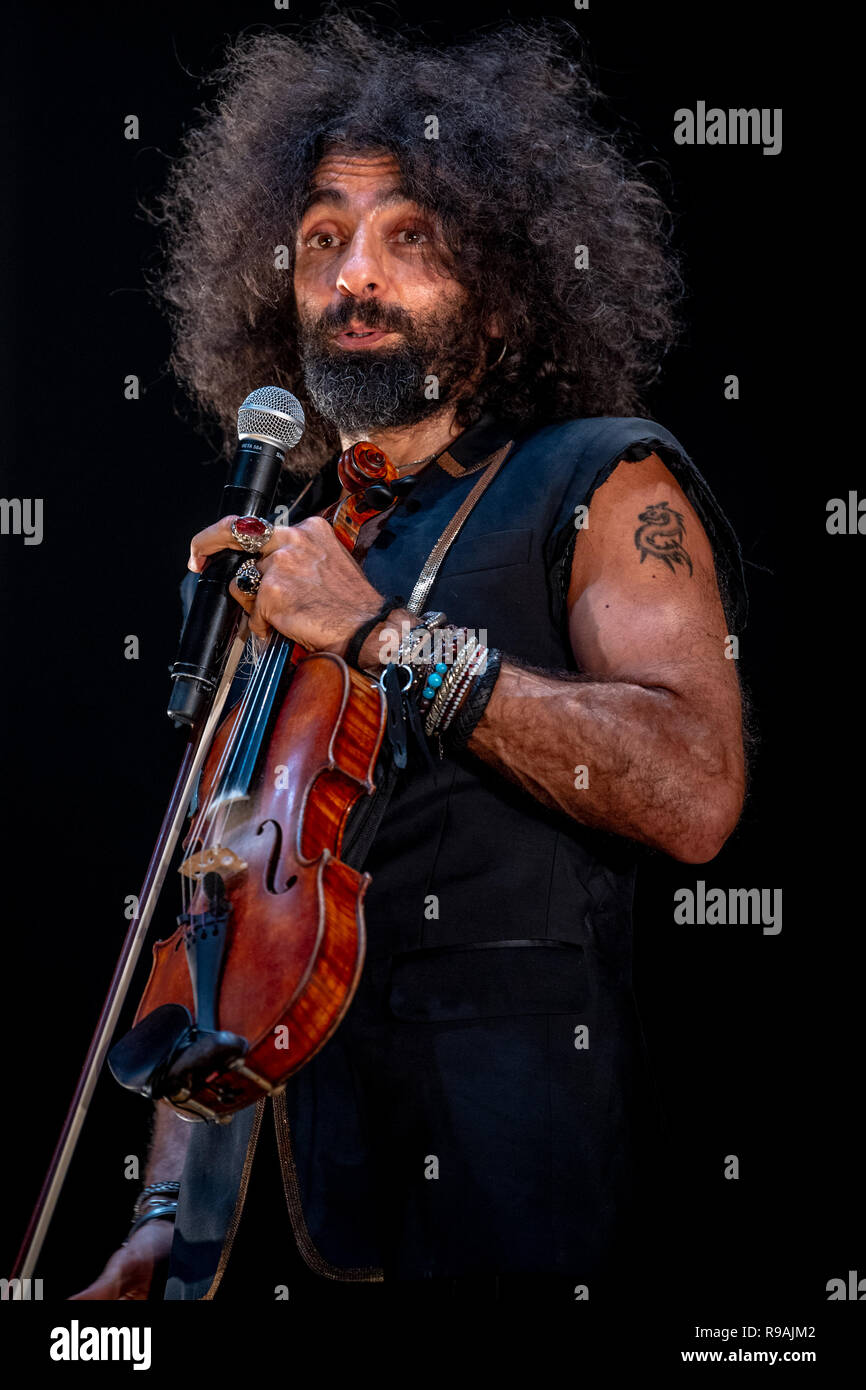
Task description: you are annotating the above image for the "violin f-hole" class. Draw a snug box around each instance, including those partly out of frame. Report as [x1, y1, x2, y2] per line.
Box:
[257, 818, 298, 894]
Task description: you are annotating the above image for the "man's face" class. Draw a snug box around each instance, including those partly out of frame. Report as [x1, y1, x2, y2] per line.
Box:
[293, 149, 481, 434]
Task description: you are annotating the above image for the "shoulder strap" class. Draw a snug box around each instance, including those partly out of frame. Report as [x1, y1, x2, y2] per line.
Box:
[405, 440, 515, 614]
[343, 438, 516, 865]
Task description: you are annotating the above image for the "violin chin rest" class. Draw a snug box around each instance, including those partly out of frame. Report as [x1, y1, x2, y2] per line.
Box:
[108, 1003, 248, 1103]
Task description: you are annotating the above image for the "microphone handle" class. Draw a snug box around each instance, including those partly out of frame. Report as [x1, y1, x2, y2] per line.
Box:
[167, 437, 286, 728]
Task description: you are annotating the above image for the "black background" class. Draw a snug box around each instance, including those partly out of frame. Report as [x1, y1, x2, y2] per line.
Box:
[0, 0, 857, 1360]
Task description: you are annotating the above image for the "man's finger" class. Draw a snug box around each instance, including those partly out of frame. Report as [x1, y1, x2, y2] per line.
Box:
[188, 516, 297, 572]
[228, 552, 273, 635]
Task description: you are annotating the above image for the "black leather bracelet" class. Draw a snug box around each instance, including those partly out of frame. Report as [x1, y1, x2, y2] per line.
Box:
[446, 648, 503, 754]
[344, 594, 404, 669]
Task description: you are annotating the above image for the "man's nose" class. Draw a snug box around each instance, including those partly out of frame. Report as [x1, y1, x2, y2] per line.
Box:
[335, 226, 388, 299]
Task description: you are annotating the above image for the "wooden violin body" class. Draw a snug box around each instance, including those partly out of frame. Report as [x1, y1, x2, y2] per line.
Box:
[128, 653, 386, 1120]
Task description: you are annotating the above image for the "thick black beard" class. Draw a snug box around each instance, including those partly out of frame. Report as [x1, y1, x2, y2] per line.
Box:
[298, 299, 484, 434]
[302, 342, 444, 433]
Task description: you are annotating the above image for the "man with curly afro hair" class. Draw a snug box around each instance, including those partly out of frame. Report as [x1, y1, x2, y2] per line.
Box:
[75, 10, 748, 1307]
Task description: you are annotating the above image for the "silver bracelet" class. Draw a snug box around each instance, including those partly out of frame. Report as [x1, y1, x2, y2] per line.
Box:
[133, 1181, 181, 1220]
[124, 1203, 178, 1245]
[439, 646, 489, 734]
[425, 637, 479, 737]
[394, 611, 448, 667]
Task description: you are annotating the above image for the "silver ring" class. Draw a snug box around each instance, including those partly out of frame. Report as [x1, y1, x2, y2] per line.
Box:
[230, 515, 274, 553]
[235, 558, 262, 595]
[378, 663, 415, 694]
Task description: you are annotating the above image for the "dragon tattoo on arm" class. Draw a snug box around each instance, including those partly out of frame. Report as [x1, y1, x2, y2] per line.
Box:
[634, 500, 694, 576]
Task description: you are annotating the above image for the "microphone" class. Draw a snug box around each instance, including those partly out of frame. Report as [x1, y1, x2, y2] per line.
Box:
[166, 386, 306, 728]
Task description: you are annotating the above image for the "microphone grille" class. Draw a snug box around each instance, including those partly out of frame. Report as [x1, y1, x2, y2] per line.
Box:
[237, 386, 306, 449]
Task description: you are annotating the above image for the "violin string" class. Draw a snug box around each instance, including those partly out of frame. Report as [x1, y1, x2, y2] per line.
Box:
[182, 631, 277, 915]
[202, 632, 287, 860]
[181, 629, 280, 912]
[178, 471, 363, 915]
[229, 633, 296, 821]
[205, 632, 295, 889]
[181, 628, 291, 914]
[184, 631, 279, 854]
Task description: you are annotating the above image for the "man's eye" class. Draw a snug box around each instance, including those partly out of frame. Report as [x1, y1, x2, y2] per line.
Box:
[394, 227, 428, 245]
[306, 232, 342, 250]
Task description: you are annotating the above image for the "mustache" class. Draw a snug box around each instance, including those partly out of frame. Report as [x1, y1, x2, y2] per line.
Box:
[311, 300, 415, 335]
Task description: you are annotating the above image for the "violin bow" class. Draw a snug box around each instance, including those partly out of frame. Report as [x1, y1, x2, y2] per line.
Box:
[10, 622, 250, 1283]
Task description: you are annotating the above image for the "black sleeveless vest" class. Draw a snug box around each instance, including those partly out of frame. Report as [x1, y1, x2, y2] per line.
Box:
[164, 413, 746, 1297]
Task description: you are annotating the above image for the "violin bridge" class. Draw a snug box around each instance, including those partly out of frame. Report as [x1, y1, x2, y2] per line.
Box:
[179, 845, 247, 882]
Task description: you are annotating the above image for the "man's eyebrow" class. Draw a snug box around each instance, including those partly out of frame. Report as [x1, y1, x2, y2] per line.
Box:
[299, 184, 423, 218]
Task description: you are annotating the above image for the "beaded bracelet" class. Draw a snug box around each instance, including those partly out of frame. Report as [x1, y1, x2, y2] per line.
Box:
[369, 607, 502, 760]
[436, 646, 489, 737]
[417, 628, 473, 719]
[424, 637, 479, 737]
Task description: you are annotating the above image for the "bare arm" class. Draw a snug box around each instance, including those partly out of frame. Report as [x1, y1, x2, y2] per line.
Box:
[144, 1101, 193, 1186]
[362, 453, 745, 864]
[69, 1103, 191, 1300]
[466, 453, 745, 862]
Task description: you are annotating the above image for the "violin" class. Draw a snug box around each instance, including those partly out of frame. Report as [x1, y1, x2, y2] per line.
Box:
[11, 388, 413, 1277]
[109, 441, 409, 1119]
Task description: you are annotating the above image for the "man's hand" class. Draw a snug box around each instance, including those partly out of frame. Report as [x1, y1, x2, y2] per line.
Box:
[68, 1220, 175, 1301]
[188, 514, 386, 651]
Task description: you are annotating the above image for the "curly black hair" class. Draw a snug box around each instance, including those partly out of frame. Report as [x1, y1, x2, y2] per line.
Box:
[153, 10, 683, 475]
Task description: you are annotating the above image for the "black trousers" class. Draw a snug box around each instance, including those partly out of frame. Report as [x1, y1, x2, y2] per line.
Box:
[195, 1108, 667, 1308]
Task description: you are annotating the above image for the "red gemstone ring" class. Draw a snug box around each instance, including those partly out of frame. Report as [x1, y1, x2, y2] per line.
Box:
[230, 515, 274, 553]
